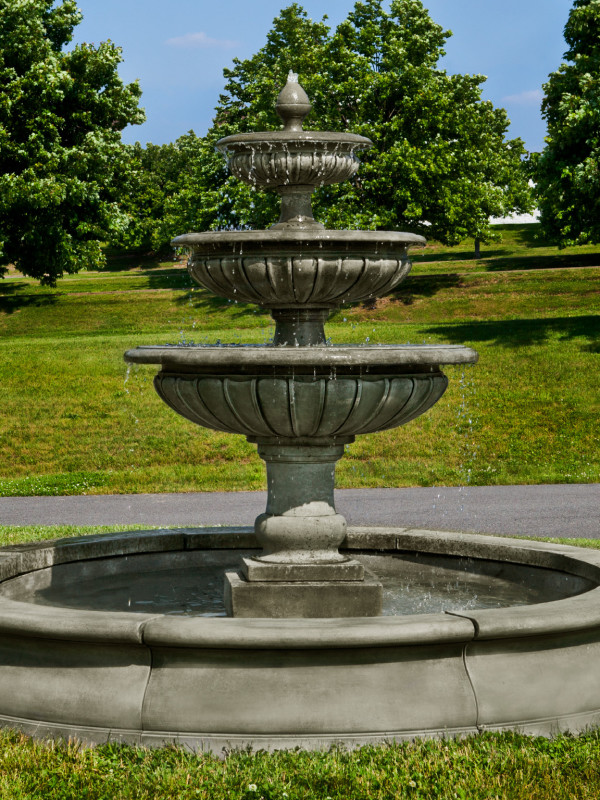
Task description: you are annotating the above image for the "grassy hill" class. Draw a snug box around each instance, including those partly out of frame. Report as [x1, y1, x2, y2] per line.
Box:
[1, 224, 599, 496]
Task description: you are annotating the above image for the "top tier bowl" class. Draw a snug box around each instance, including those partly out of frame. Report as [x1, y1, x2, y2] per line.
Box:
[216, 130, 371, 191]
[174, 72, 426, 321]
[215, 71, 371, 197]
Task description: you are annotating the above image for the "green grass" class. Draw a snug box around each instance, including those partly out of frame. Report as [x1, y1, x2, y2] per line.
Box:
[412, 223, 600, 274]
[0, 224, 599, 495]
[0, 524, 161, 546]
[0, 726, 599, 799]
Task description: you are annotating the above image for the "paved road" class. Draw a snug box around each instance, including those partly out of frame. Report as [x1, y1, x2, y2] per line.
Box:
[1, 484, 598, 539]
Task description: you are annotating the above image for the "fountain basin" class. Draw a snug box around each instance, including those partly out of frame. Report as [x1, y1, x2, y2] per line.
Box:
[175, 230, 425, 307]
[124, 345, 476, 441]
[152, 372, 447, 440]
[1, 527, 599, 750]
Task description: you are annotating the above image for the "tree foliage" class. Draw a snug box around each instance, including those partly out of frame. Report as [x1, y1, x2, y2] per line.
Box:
[114, 140, 190, 252]
[535, 0, 600, 246]
[154, 0, 531, 246]
[0, 0, 144, 283]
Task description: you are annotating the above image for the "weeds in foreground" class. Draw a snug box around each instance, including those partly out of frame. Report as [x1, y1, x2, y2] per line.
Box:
[0, 730, 598, 800]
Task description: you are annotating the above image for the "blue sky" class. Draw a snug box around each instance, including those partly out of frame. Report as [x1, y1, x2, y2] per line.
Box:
[73, 0, 574, 152]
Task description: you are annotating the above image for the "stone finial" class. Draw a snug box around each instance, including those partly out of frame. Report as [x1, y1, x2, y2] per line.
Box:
[276, 70, 312, 132]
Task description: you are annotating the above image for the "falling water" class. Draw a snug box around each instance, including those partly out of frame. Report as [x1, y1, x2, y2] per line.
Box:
[454, 365, 479, 520]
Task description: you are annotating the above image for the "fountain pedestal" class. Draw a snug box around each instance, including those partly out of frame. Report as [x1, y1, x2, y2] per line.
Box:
[224, 441, 383, 617]
[224, 571, 383, 618]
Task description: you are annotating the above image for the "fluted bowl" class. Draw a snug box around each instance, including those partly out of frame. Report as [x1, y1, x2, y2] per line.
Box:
[154, 372, 447, 443]
[216, 131, 371, 188]
[124, 345, 478, 444]
[174, 230, 426, 308]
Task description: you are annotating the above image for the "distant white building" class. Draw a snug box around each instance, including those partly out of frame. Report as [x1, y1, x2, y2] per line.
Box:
[491, 180, 540, 225]
[490, 211, 540, 225]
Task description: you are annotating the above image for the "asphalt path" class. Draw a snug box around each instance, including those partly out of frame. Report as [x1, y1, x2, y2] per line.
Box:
[1, 484, 598, 539]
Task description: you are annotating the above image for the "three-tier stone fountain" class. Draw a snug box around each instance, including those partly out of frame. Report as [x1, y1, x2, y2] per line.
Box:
[127, 72, 477, 619]
[0, 75, 599, 750]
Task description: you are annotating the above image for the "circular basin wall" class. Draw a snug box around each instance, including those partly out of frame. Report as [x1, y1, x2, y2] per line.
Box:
[0, 527, 599, 751]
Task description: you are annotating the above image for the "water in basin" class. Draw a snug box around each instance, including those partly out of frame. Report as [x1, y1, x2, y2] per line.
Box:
[0, 549, 592, 617]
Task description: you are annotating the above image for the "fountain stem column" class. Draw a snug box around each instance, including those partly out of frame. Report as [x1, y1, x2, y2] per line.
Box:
[252, 443, 350, 567]
[271, 308, 329, 346]
[273, 185, 324, 230]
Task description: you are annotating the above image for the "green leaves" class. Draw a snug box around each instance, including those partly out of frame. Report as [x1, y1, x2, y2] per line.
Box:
[149, 1, 531, 247]
[535, 0, 600, 246]
[0, 0, 144, 283]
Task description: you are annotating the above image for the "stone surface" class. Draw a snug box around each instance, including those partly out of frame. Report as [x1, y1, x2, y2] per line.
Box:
[0, 633, 150, 729]
[241, 556, 365, 582]
[125, 342, 477, 370]
[126, 75, 479, 621]
[141, 637, 477, 741]
[187, 250, 413, 308]
[224, 569, 383, 618]
[0, 528, 598, 749]
[252, 444, 348, 571]
[151, 371, 450, 440]
[465, 628, 600, 735]
[216, 73, 369, 233]
[149, 76, 478, 619]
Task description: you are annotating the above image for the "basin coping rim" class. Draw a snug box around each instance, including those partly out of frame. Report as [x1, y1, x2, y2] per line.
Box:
[0, 527, 599, 647]
[172, 229, 427, 247]
[216, 130, 372, 149]
[123, 344, 479, 367]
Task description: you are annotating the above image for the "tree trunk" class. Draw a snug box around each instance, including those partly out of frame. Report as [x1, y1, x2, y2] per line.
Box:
[474, 239, 481, 259]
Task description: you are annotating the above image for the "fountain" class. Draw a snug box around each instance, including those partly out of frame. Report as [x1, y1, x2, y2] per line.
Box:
[126, 72, 477, 619]
[0, 75, 599, 749]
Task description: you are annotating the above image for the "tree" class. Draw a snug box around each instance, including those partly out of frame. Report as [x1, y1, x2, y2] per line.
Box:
[113, 140, 190, 252]
[0, 0, 144, 284]
[535, 0, 600, 246]
[161, 1, 531, 246]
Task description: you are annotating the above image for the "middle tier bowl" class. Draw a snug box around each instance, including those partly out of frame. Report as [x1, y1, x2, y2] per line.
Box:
[124, 345, 478, 443]
[174, 230, 426, 308]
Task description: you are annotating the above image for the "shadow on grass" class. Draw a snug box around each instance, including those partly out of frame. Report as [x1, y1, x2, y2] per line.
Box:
[0, 268, 193, 296]
[102, 247, 176, 272]
[414, 249, 506, 263]
[142, 269, 193, 290]
[414, 251, 600, 271]
[499, 223, 549, 247]
[0, 281, 32, 295]
[174, 287, 271, 322]
[0, 294, 59, 315]
[392, 274, 464, 304]
[483, 252, 600, 272]
[424, 315, 600, 349]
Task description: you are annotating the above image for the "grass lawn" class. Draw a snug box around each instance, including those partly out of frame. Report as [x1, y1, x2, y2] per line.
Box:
[1, 727, 599, 799]
[1, 223, 598, 495]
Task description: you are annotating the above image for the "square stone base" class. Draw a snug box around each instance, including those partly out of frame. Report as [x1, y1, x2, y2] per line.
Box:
[240, 557, 365, 583]
[224, 570, 383, 618]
